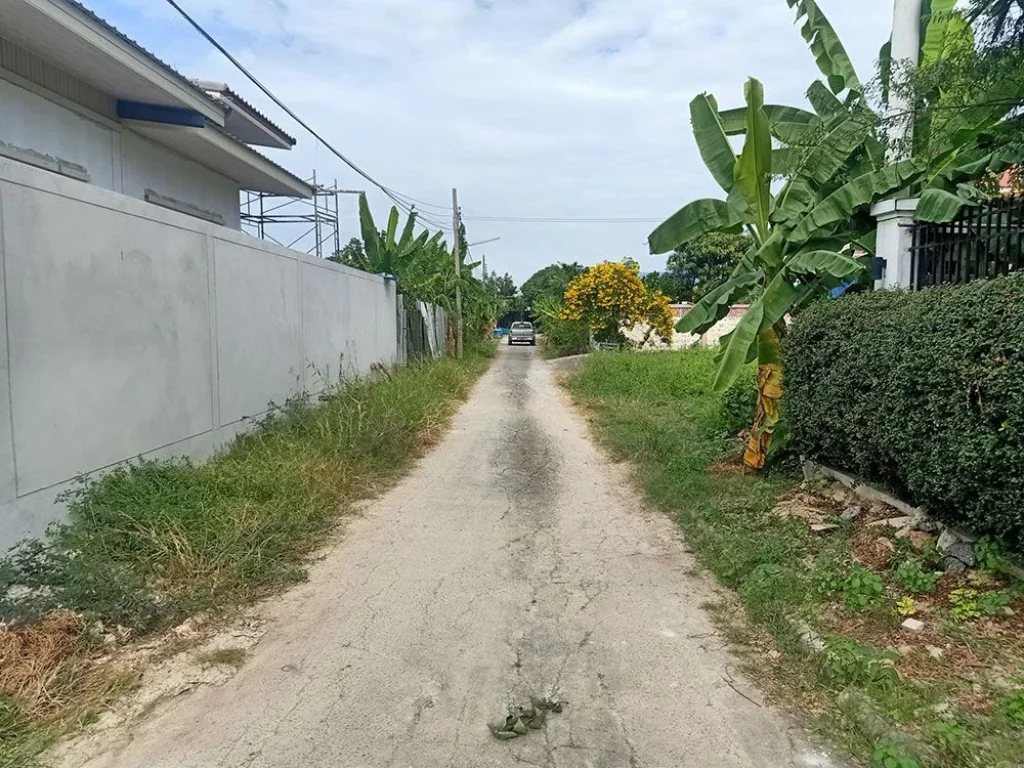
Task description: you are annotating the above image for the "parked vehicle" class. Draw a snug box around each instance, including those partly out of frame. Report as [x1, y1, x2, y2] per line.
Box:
[508, 321, 536, 346]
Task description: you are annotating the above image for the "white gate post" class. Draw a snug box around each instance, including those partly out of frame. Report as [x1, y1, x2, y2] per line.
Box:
[872, 198, 919, 289]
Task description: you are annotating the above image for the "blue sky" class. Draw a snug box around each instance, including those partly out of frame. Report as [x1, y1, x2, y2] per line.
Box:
[87, 0, 895, 283]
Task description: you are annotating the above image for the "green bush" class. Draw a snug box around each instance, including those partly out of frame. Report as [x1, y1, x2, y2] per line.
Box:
[541, 318, 590, 358]
[785, 275, 1024, 551]
[720, 365, 757, 436]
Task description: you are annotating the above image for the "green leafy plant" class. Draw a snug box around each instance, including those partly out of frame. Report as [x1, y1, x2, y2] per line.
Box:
[821, 638, 899, 689]
[978, 590, 1012, 616]
[932, 719, 969, 750]
[997, 690, 1024, 723]
[895, 596, 917, 617]
[870, 738, 919, 768]
[843, 566, 886, 611]
[949, 589, 983, 620]
[975, 536, 1016, 576]
[895, 561, 941, 595]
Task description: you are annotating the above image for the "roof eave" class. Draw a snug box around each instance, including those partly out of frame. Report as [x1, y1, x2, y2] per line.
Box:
[29, 0, 224, 126]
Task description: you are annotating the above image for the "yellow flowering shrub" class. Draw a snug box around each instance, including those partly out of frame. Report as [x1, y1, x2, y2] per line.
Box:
[561, 262, 675, 343]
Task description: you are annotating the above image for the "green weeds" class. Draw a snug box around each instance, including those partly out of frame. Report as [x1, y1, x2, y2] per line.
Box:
[0, 351, 491, 766]
[570, 348, 1024, 768]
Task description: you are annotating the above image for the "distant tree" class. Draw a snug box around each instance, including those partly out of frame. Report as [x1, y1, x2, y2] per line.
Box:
[484, 272, 517, 300]
[667, 233, 753, 302]
[642, 270, 697, 303]
[329, 238, 365, 267]
[521, 262, 586, 309]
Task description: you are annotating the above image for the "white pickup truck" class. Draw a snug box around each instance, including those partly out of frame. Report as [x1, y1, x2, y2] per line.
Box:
[507, 321, 537, 346]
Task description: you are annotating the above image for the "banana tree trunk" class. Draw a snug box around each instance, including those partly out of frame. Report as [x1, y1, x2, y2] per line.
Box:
[743, 324, 784, 470]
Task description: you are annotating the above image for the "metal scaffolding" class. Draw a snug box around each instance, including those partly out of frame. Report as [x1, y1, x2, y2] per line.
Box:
[240, 171, 348, 259]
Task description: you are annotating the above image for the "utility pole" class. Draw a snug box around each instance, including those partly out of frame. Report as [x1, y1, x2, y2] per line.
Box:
[452, 188, 463, 359]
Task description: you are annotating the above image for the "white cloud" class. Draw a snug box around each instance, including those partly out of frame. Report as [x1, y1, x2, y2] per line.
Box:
[90, 0, 896, 281]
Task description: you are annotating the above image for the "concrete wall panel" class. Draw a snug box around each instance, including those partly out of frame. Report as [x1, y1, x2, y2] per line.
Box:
[1, 180, 213, 495]
[214, 238, 301, 425]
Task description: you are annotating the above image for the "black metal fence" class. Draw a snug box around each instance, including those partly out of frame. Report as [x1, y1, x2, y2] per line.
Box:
[910, 196, 1024, 289]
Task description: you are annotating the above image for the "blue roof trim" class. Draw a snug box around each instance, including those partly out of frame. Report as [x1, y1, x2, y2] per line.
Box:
[117, 100, 207, 127]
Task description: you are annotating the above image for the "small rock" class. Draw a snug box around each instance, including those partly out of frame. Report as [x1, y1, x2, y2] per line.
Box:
[944, 542, 976, 572]
[767, 650, 781, 661]
[841, 505, 863, 521]
[937, 528, 967, 552]
[796, 622, 826, 653]
[810, 523, 840, 535]
[869, 516, 914, 529]
[902, 618, 925, 632]
[926, 645, 945, 660]
[897, 644, 915, 656]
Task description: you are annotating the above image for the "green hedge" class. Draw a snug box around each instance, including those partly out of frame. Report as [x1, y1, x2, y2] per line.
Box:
[785, 275, 1024, 551]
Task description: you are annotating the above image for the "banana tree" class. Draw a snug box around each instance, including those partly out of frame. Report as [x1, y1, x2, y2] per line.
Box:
[649, 77, 894, 469]
[356, 193, 444, 280]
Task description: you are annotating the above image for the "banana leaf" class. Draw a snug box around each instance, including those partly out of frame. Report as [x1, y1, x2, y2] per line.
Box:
[787, 159, 924, 246]
[648, 199, 744, 255]
[676, 272, 761, 335]
[786, 0, 861, 95]
[691, 94, 736, 194]
[734, 78, 773, 240]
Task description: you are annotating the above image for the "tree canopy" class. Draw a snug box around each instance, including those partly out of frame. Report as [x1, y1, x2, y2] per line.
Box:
[520, 262, 586, 309]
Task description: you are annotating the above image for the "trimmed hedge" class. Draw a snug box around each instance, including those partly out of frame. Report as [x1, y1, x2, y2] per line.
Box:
[785, 275, 1024, 551]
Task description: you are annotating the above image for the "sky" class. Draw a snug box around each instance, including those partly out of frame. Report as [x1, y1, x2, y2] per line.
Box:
[88, 0, 897, 284]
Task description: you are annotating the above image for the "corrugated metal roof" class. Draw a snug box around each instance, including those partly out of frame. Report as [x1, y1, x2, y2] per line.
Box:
[196, 81, 297, 148]
[61, 0, 223, 114]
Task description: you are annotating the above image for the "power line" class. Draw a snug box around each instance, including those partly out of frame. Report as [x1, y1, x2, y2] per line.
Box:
[161, 0, 449, 219]
[462, 215, 665, 223]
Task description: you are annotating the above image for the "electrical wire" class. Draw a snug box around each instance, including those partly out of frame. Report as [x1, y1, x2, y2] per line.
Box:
[462, 215, 664, 223]
[163, 0, 664, 236]
[161, 0, 450, 218]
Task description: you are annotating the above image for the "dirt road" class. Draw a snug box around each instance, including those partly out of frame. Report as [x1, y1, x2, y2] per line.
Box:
[66, 345, 836, 768]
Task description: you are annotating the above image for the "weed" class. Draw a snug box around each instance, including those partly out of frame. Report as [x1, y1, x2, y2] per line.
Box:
[931, 719, 968, 751]
[842, 566, 886, 612]
[894, 561, 940, 595]
[997, 690, 1024, 724]
[978, 590, 1012, 617]
[0, 353, 491, 765]
[895, 597, 917, 617]
[568, 349, 1024, 768]
[820, 638, 900, 690]
[974, 536, 1016, 577]
[870, 738, 919, 768]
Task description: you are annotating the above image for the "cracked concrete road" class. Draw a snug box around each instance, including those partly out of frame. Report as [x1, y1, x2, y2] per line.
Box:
[66, 344, 837, 768]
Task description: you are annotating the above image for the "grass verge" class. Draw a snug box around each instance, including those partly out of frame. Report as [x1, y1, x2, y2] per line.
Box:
[570, 349, 1024, 768]
[0, 350, 492, 766]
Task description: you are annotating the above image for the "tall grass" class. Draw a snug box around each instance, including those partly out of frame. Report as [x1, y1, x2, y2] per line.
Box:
[570, 349, 1024, 768]
[0, 352, 490, 766]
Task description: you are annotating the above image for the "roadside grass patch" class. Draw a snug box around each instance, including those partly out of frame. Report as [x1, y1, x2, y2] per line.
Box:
[569, 348, 1024, 768]
[0, 352, 491, 765]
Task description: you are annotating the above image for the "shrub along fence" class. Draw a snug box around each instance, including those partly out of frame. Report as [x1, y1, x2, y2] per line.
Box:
[785, 274, 1024, 552]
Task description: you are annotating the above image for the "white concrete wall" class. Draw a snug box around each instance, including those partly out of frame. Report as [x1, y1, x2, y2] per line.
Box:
[0, 74, 241, 228]
[0, 158, 401, 548]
